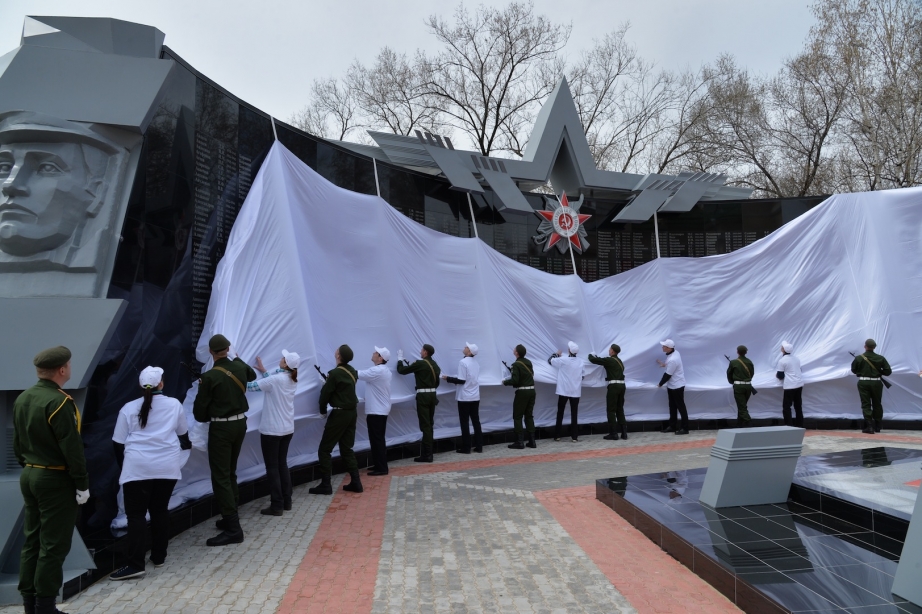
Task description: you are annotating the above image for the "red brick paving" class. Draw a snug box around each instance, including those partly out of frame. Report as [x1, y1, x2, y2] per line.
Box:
[536, 485, 742, 614]
[276, 477, 390, 614]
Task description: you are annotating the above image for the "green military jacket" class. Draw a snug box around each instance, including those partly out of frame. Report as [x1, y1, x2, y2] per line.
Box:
[503, 358, 535, 388]
[193, 357, 257, 422]
[397, 358, 441, 390]
[318, 364, 359, 411]
[727, 357, 755, 384]
[851, 351, 892, 378]
[13, 379, 89, 490]
[588, 354, 625, 381]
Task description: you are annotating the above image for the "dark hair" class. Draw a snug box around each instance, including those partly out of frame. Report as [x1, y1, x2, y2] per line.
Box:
[289, 367, 298, 383]
[139, 387, 155, 428]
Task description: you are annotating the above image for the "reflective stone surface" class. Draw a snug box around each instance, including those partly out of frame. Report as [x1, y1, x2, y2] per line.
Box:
[597, 448, 922, 613]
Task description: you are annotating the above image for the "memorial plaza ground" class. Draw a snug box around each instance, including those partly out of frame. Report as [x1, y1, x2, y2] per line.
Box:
[4, 429, 922, 614]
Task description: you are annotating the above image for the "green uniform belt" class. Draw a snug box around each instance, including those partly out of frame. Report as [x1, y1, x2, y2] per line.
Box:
[25, 463, 66, 470]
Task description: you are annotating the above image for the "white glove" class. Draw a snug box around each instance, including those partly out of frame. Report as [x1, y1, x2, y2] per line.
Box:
[76, 489, 89, 505]
[397, 349, 404, 361]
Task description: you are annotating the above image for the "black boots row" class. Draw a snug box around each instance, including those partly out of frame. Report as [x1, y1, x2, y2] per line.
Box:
[307, 470, 364, 495]
[862, 419, 882, 434]
[207, 512, 243, 547]
[603, 425, 629, 440]
[507, 432, 537, 449]
[23, 595, 65, 614]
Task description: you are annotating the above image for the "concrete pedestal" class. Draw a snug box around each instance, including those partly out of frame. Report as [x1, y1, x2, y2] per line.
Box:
[892, 477, 922, 606]
[699, 426, 805, 508]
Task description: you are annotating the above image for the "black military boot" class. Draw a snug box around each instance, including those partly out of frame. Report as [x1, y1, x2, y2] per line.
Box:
[308, 476, 333, 495]
[526, 432, 537, 448]
[34, 596, 64, 614]
[620, 425, 628, 440]
[508, 436, 525, 449]
[603, 428, 617, 440]
[660, 422, 675, 433]
[862, 420, 875, 434]
[343, 470, 364, 493]
[206, 513, 244, 546]
[874, 419, 882, 433]
[22, 594, 35, 614]
[414, 446, 434, 462]
[215, 517, 229, 531]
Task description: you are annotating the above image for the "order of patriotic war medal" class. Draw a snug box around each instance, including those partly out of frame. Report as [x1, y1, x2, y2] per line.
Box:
[533, 192, 592, 254]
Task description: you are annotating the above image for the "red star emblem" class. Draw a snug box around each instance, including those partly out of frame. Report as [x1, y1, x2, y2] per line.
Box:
[536, 192, 592, 250]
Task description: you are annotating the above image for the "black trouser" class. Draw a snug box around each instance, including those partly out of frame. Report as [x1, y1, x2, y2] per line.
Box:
[124, 478, 177, 570]
[606, 383, 626, 430]
[782, 387, 804, 427]
[555, 396, 580, 439]
[667, 387, 689, 429]
[366, 414, 389, 472]
[858, 380, 884, 421]
[260, 433, 293, 510]
[457, 400, 483, 451]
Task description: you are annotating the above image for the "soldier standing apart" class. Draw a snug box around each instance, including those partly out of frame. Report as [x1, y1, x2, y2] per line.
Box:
[13, 346, 88, 614]
[357, 346, 393, 476]
[504, 345, 537, 449]
[727, 345, 754, 427]
[776, 341, 804, 427]
[657, 339, 689, 435]
[549, 341, 583, 442]
[851, 338, 892, 434]
[397, 344, 441, 462]
[310, 345, 362, 494]
[442, 342, 482, 454]
[588, 344, 628, 440]
[192, 334, 256, 547]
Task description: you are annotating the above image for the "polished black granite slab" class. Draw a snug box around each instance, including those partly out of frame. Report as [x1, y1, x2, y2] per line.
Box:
[597, 448, 922, 613]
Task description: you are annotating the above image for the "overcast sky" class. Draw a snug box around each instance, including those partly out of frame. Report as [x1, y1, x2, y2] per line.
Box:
[1, 0, 816, 123]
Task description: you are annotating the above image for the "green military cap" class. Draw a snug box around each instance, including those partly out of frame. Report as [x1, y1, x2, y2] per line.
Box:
[737, 345, 748, 355]
[338, 344, 354, 363]
[209, 334, 231, 352]
[423, 343, 435, 357]
[515, 344, 527, 357]
[611, 343, 621, 354]
[33, 345, 72, 369]
[865, 338, 877, 349]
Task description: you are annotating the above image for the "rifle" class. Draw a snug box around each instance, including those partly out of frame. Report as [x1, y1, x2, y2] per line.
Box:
[180, 362, 202, 380]
[314, 364, 328, 381]
[502, 360, 512, 373]
[725, 355, 758, 394]
[849, 352, 892, 389]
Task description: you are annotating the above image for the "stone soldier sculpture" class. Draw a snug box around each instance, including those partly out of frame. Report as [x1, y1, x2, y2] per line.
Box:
[192, 334, 256, 547]
[851, 338, 892, 434]
[396, 344, 441, 463]
[727, 345, 755, 427]
[588, 344, 628, 440]
[309, 345, 362, 495]
[13, 346, 88, 614]
[503, 344, 537, 450]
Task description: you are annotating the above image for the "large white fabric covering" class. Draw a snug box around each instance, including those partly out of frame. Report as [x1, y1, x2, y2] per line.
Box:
[170, 141, 922, 505]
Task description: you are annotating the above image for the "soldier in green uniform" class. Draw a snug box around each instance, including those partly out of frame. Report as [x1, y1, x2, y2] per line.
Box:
[396, 344, 441, 462]
[588, 344, 628, 440]
[727, 345, 755, 427]
[503, 344, 537, 450]
[309, 345, 362, 495]
[851, 338, 892, 434]
[13, 346, 88, 614]
[193, 334, 256, 547]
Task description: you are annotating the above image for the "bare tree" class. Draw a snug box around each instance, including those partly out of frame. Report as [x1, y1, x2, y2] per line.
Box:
[419, 1, 571, 156]
[289, 77, 359, 141]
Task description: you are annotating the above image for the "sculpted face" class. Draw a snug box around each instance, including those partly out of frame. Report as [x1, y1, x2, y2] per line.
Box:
[0, 141, 100, 256]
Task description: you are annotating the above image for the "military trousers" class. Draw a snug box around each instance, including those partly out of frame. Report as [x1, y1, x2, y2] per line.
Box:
[415, 392, 437, 455]
[19, 467, 77, 598]
[733, 384, 753, 422]
[208, 419, 247, 517]
[318, 407, 358, 477]
[606, 384, 626, 430]
[512, 389, 536, 436]
[858, 380, 884, 421]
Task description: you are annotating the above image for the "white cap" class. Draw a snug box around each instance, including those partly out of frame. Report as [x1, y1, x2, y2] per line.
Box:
[375, 346, 391, 361]
[567, 341, 579, 354]
[781, 341, 793, 353]
[139, 366, 164, 389]
[282, 349, 301, 370]
[660, 339, 675, 349]
[465, 342, 478, 356]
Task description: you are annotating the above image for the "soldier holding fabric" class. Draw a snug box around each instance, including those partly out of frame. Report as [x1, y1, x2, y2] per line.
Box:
[310, 344, 362, 494]
[503, 344, 537, 450]
[851, 339, 892, 434]
[588, 344, 628, 440]
[397, 344, 441, 462]
[14, 346, 88, 614]
[727, 345, 755, 427]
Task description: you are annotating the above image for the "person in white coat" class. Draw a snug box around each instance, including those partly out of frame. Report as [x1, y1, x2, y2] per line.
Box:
[776, 341, 804, 427]
[549, 341, 584, 442]
[110, 366, 190, 580]
[358, 346, 393, 475]
[656, 339, 689, 435]
[248, 350, 299, 516]
[442, 342, 482, 454]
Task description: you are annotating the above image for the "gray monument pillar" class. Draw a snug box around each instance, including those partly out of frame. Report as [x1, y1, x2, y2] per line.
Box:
[892, 482, 922, 605]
